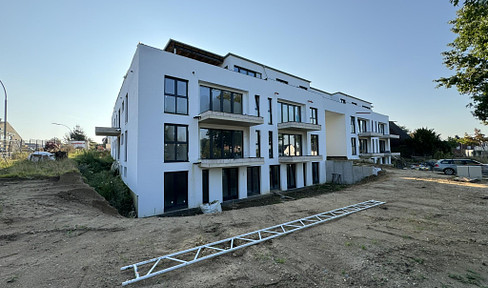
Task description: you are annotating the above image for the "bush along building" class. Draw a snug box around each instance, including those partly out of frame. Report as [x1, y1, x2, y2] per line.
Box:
[96, 39, 399, 217]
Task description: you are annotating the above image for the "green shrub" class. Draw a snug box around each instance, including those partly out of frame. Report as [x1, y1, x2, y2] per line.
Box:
[73, 151, 134, 217]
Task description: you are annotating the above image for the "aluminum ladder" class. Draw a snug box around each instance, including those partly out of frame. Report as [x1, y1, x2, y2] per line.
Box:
[121, 199, 385, 286]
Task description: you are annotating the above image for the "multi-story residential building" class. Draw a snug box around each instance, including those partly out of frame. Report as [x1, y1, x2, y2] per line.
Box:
[96, 39, 399, 217]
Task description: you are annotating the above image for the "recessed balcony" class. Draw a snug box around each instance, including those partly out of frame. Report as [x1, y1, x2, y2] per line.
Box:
[278, 155, 323, 163]
[197, 111, 264, 127]
[197, 157, 264, 168]
[277, 122, 321, 132]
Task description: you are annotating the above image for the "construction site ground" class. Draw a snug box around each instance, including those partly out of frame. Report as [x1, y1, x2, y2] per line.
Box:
[1, 168, 487, 287]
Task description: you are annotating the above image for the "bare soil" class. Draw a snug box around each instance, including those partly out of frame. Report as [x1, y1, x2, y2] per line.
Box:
[1, 169, 487, 287]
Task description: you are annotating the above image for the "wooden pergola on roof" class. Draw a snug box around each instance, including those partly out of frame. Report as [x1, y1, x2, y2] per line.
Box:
[164, 39, 224, 66]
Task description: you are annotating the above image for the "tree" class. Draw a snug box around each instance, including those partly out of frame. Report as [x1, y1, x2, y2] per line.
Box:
[65, 125, 88, 142]
[407, 128, 452, 157]
[436, 1, 488, 123]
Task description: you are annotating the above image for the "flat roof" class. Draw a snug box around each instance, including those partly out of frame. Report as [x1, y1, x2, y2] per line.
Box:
[164, 39, 224, 66]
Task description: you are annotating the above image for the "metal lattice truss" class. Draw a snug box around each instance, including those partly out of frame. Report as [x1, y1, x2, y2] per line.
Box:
[120, 199, 385, 286]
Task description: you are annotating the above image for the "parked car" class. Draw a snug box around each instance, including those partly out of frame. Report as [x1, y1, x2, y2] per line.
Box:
[433, 159, 488, 175]
[27, 151, 55, 162]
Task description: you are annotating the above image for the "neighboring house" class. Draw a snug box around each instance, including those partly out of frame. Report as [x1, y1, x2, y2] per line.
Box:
[0, 121, 23, 153]
[96, 39, 399, 217]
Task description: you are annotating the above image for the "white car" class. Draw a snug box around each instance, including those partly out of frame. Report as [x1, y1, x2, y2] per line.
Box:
[28, 151, 55, 162]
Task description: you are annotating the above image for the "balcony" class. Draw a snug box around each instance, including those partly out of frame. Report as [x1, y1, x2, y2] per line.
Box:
[357, 131, 383, 137]
[197, 111, 264, 127]
[277, 122, 321, 132]
[197, 157, 264, 168]
[95, 127, 121, 136]
[278, 155, 323, 163]
[380, 134, 400, 139]
[359, 151, 401, 158]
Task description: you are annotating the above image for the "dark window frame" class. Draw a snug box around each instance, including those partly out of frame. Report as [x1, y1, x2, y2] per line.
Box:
[234, 65, 262, 79]
[310, 107, 318, 125]
[223, 168, 239, 201]
[279, 102, 301, 123]
[255, 95, 260, 116]
[268, 98, 273, 124]
[199, 128, 243, 159]
[164, 171, 188, 211]
[350, 116, 356, 134]
[287, 164, 296, 189]
[199, 85, 243, 114]
[255, 130, 261, 157]
[164, 76, 188, 115]
[270, 165, 280, 190]
[202, 170, 209, 204]
[312, 162, 319, 184]
[311, 134, 319, 156]
[247, 166, 261, 196]
[278, 133, 302, 156]
[276, 78, 288, 84]
[164, 124, 189, 162]
[351, 138, 357, 155]
[268, 131, 273, 158]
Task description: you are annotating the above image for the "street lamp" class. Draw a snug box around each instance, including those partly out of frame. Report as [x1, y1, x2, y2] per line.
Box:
[52, 123, 72, 141]
[0, 80, 7, 155]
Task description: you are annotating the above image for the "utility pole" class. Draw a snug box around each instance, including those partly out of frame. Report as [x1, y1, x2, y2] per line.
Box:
[0, 80, 7, 157]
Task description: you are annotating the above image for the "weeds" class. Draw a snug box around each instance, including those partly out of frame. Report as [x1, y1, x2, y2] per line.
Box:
[448, 269, 485, 286]
[274, 257, 286, 264]
[73, 150, 134, 217]
[0, 158, 78, 178]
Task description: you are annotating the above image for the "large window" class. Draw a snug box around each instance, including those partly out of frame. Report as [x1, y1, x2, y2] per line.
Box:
[279, 102, 301, 123]
[350, 117, 356, 134]
[351, 138, 357, 155]
[255, 130, 261, 157]
[268, 98, 273, 124]
[268, 131, 273, 158]
[310, 108, 318, 125]
[379, 140, 386, 153]
[312, 162, 319, 184]
[164, 171, 188, 211]
[200, 86, 242, 114]
[247, 166, 260, 196]
[223, 168, 238, 201]
[270, 165, 280, 190]
[234, 66, 262, 79]
[255, 95, 260, 116]
[200, 128, 243, 159]
[278, 133, 302, 156]
[202, 170, 209, 204]
[311, 135, 319, 156]
[164, 124, 188, 162]
[164, 77, 188, 115]
[379, 123, 386, 135]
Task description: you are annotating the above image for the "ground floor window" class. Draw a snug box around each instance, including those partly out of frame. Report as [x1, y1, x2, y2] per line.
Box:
[303, 163, 307, 186]
[270, 165, 280, 190]
[359, 138, 368, 154]
[287, 164, 296, 189]
[312, 162, 319, 184]
[202, 170, 209, 204]
[164, 171, 188, 211]
[351, 138, 357, 156]
[247, 166, 260, 196]
[223, 168, 238, 201]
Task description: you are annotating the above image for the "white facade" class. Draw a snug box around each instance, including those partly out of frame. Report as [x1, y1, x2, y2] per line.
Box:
[107, 40, 398, 217]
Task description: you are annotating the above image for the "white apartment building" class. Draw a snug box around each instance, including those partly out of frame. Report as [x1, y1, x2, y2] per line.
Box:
[96, 39, 399, 217]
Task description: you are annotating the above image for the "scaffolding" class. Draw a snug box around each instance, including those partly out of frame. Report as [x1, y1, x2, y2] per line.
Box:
[121, 199, 385, 286]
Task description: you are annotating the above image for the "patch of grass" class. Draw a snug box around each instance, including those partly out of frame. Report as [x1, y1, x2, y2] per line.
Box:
[0, 158, 78, 178]
[402, 235, 414, 240]
[448, 269, 485, 286]
[411, 257, 425, 264]
[360, 244, 367, 250]
[274, 257, 286, 264]
[73, 151, 134, 217]
[345, 241, 353, 247]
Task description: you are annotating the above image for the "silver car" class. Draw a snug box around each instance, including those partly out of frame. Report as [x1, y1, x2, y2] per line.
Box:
[433, 159, 488, 175]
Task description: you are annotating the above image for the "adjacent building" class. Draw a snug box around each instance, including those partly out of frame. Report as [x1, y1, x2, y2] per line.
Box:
[97, 39, 399, 217]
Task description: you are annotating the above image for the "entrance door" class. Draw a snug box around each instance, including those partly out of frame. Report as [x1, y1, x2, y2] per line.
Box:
[164, 171, 188, 211]
[223, 168, 238, 201]
[287, 164, 296, 189]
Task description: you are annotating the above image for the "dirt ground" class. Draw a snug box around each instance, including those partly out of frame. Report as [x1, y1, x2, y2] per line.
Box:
[1, 168, 487, 288]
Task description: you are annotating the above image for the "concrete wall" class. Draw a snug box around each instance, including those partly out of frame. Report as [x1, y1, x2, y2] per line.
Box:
[326, 160, 376, 184]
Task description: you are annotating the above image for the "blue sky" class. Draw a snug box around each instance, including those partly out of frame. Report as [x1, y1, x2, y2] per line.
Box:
[0, 0, 484, 142]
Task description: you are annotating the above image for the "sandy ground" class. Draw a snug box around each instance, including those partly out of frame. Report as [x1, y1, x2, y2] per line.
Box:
[0, 169, 487, 288]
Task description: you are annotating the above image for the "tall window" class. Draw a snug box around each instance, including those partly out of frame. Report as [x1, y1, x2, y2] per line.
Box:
[279, 102, 301, 123]
[200, 129, 243, 159]
[312, 162, 319, 184]
[200, 86, 242, 114]
[311, 135, 319, 156]
[125, 93, 129, 123]
[202, 170, 209, 204]
[278, 133, 302, 156]
[350, 117, 356, 134]
[286, 164, 296, 189]
[223, 168, 239, 201]
[255, 130, 261, 157]
[247, 166, 260, 196]
[310, 108, 318, 124]
[268, 98, 273, 124]
[164, 171, 188, 211]
[351, 138, 357, 155]
[255, 95, 260, 116]
[359, 139, 368, 154]
[164, 77, 188, 115]
[379, 140, 386, 153]
[164, 124, 188, 162]
[270, 165, 280, 190]
[378, 123, 386, 134]
[268, 131, 273, 158]
[124, 131, 128, 161]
